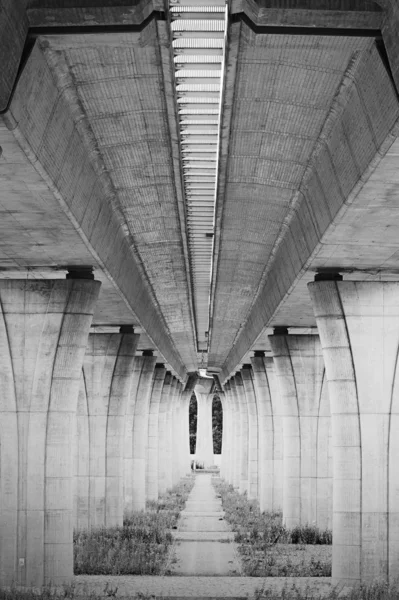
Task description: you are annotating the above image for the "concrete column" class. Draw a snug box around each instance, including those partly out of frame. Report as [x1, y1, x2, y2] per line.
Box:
[232, 373, 249, 494]
[220, 388, 230, 481]
[146, 364, 167, 502]
[74, 329, 139, 529]
[165, 376, 179, 490]
[228, 377, 241, 489]
[179, 389, 192, 478]
[123, 357, 143, 516]
[309, 279, 399, 584]
[241, 365, 259, 500]
[131, 351, 157, 511]
[172, 382, 184, 485]
[157, 371, 172, 495]
[0, 0, 28, 111]
[195, 392, 214, 468]
[0, 277, 100, 587]
[269, 332, 331, 529]
[251, 353, 284, 513]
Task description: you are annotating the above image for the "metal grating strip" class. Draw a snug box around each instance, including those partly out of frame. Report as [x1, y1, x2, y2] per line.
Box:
[169, 0, 228, 355]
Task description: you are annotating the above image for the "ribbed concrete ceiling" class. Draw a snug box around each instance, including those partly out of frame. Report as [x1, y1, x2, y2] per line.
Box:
[208, 28, 373, 368]
[40, 23, 199, 371]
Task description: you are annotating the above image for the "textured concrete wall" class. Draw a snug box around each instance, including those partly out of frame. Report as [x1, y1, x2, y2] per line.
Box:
[269, 334, 332, 529]
[74, 332, 139, 529]
[0, 279, 100, 586]
[309, 280, 399, 584]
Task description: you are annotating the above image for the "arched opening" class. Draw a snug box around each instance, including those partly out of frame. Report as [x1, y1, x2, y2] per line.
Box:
[189, 393, 197, 455]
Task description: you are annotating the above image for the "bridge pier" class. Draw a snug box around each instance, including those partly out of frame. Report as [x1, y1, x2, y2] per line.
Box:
[0, 278, 100, 587]
[195, 388, 214, 468]
[241, 365, 259, 501]
[232, 373, 249, 494]
[74, 330, 139, 529]
[269, 333, 332, 530]
[157, 372, 173, 495]
[309, 279, 399, 585]
[251, 354, 284, 513]
[146, 364, 167, 502]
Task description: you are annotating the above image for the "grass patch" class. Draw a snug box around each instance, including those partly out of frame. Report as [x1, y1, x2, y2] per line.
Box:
[213, 478, 332, 577]
[74, 476, 195, 575]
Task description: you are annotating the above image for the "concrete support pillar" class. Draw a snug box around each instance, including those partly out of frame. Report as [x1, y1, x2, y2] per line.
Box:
[124, 358, 143, 516]
[251, 353, 284, 513]
[241, 365, 259, 500]
[179, 389, 191, 478]
[232, 373, 249, 494]
[165, 376, 179, 490]
[309, 279, 399, 584]
[74, 329, 139, 529]
[146, 364, 167, 502]
[220, 388, 230, 482]
[157, 372, 172, 495]
[131, 352, 157, 511]
[172, 382, 184, 486]
[0, 277, 100, 587]
[228, 378, 241, 489]
[195, 392, 214, 468]
[269, 332, 331, 529]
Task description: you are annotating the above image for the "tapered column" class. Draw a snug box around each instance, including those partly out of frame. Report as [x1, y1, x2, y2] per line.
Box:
[0, 277, 100, 587]
[233, 373, 249, 494]
[165, 376, 179, 490]
[123, 357, 143, 516]
[179, 387, 192, 478]
[241, 366, 259, 500]
[220, 387, 230, 481]
[309, 279, 399, 584]
[228, 377, 241, 489]
[74, 328, 139, 529]
[172, 381, 184, 485]
[251, 352, 284, 513]
[131, 351, 157, 511]
[158, 372, 172, 495]
[269, 331, 331, 529]
[146, 364, 167, 502]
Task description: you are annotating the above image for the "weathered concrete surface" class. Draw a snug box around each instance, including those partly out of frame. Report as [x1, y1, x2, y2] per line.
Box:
[171, 474, 241, 576]
[309, 280, 399, 584]
[0, 278, 100, 587]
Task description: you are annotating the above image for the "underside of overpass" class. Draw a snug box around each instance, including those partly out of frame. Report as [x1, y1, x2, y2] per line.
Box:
[1, 0, 399, 590]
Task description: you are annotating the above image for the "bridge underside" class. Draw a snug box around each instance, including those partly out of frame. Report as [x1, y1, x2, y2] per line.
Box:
[1, 0, 399, 589]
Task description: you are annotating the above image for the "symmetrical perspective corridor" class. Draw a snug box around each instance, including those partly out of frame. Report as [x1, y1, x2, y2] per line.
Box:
[1, 0, 399, 591]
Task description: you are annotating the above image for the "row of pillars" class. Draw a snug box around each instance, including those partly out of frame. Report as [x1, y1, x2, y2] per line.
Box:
[219, 276, 399, 585]
[0, 275, 193, 587]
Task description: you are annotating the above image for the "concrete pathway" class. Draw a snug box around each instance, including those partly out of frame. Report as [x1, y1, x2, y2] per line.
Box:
[170, 473, 241, 576]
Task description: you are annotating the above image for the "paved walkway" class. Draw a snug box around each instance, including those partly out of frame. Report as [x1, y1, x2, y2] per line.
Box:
[169, 473, 241, 576]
